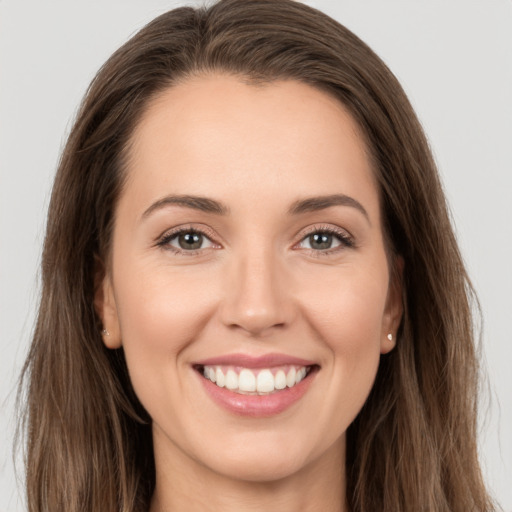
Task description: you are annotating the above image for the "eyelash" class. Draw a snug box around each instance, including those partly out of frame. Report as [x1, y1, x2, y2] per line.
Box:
[297, 225, 355, 256]
[156, 224, 355, 256]
[156, 225, 219, 255]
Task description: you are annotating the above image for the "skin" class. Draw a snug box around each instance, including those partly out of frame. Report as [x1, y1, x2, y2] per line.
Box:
[96, 74, 402, 512]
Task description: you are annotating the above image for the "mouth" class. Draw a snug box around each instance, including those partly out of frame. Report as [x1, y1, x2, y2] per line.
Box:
[192, 353, 319, 416]
[194, 364, 317, 395]
[192, 354, 320, 418]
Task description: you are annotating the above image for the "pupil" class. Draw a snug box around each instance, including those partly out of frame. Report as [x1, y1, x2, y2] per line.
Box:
[310, 233, 332, 250]
[179, 232, 202, 250]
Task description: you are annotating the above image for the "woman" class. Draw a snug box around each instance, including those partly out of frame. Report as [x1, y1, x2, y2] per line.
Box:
[19, 0, 496, 511]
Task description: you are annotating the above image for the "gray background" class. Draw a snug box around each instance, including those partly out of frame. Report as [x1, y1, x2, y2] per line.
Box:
[1, 1, 511, 510]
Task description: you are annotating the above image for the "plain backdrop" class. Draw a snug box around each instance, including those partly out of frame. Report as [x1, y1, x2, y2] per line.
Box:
[1, 1, 511, 510]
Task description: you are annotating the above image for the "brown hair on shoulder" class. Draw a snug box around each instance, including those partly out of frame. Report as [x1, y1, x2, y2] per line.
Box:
[19, 1, 495, 511]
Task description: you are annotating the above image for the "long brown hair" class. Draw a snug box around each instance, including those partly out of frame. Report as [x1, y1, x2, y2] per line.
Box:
[19, 1, 495, 510]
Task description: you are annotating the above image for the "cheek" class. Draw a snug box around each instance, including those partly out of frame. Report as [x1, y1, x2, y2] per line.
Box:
[296, 263, 388, 409]
[316, 290, 384, 387]
[299, 263, 388, 349]
[112, 262, 219, 390]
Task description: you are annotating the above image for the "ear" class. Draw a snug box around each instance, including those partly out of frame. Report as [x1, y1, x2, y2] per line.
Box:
[94, 256, 122, 349]
[380, 256, 404, 354]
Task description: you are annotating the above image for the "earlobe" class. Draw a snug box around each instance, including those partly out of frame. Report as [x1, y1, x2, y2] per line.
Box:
[94, 257, 122, 349]
[380, 256, 404, 354]
[381, 332, 396, 354]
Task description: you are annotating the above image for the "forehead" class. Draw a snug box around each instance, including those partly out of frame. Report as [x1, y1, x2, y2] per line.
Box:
[123, 74, 379, 219]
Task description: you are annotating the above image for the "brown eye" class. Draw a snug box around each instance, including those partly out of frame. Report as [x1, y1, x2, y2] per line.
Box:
[163, 230, 215, 252]
[177, 232, 203, 250]
[300, 231, 342, 251]
[297, 228, 354, 252]
[308, 233, 335, 250]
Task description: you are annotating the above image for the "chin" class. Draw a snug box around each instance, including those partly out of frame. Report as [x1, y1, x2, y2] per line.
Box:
[206, 448, 311, 483]
[186, 425, 343, 484]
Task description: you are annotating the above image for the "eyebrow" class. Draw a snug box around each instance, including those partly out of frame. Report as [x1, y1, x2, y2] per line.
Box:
[142, 194, 230, 219]
[288, 194, 370, 224]
[141, 193, 370, 223]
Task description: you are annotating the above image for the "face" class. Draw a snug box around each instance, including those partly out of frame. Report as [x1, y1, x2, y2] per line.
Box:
[97, 74, 402, 483]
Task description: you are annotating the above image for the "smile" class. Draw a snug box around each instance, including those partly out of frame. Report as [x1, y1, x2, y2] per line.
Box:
[193, 353, 319, 416]
[200, 365, 310, 395]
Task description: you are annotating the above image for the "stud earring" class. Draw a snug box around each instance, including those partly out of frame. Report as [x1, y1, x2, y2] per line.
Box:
[102, 329, 110, 336]
[387, 333, 393, 341]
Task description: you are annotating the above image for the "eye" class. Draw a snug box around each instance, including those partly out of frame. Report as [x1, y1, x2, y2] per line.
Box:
[158, 228, 217, 253]
[301, 232, 340, 250]
[297, 227, 354, 252]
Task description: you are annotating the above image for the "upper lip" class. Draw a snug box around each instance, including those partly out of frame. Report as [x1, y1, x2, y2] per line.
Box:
[194, 353, 317, 369]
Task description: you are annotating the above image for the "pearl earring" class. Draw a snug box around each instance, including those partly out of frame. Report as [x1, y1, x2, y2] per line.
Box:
[387, 333, 393, 341]
[102, 329, 110, 336]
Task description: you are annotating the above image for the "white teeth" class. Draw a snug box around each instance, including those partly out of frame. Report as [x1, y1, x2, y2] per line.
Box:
[286, 367, 296, 388]
[275, 370, 287, 390]
[238, 369, 256, 392]
[225, 369, 238, 390]
[295, 367, 306, 384]
[202, 364, 311, 394]
[216, 367, 225, 387]
[256, 369, 274, 393]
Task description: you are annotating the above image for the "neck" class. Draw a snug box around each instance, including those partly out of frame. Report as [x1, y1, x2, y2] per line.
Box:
[149, 426, 347, 512]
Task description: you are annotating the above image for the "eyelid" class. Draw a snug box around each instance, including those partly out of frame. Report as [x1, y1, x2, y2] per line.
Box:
[293, 224, 355, 252]
[155, 222, 355, 256]
[156, 224, 222, 254]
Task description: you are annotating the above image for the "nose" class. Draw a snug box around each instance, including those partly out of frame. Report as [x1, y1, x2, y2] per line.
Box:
[219, 248, 294, 337]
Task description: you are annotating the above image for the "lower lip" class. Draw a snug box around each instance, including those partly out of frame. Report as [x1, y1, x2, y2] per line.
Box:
[196, 368, 316, 417]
